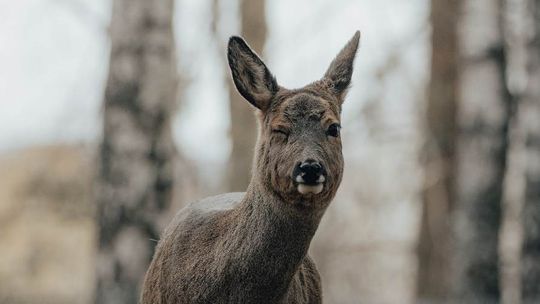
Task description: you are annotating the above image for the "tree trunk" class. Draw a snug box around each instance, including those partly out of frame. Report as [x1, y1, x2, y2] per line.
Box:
[521, 0, 540, 302]
[417, 0, 459, 302]
[227, 0, 267, 192]
[95, 0, 177, 303]
[452, 0, 512, 302]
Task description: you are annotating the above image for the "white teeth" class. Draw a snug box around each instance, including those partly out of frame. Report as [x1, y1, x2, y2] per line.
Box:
[296, 175, 304, 183]
[317, 175, 325, 183]
[297, 183, 324, 195]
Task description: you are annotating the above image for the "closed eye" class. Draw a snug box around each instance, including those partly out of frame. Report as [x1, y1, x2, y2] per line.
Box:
[272, 129, 290, 137]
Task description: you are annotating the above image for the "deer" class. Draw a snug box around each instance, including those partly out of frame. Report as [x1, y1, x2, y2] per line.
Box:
[141, 31, 360, 304]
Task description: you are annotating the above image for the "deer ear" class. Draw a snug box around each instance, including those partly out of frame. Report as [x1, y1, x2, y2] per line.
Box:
[227, 36, 278, 111]
[324, 31, 360, 99]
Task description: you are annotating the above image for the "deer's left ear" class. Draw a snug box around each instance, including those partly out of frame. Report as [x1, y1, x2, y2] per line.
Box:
[227, 36, 278, 111]
[324, 31, 360, 101]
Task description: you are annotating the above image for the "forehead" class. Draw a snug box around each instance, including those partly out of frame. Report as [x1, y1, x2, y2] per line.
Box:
[269, 92, 340, 124]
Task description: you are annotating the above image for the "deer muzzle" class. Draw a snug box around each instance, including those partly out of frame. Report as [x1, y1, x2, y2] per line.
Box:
[293, 160, 326, 195]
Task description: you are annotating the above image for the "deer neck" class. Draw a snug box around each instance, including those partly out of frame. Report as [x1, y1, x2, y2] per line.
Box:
[226, 181, 322, 301]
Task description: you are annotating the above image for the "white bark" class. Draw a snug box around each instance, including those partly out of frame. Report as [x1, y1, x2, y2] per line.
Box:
[453, 0, 512, 302]
[95, 0, 177, 303]
[521, 1, 540, 302]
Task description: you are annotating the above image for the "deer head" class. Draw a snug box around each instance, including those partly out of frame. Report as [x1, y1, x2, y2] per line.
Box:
[227, 31, 360, 210]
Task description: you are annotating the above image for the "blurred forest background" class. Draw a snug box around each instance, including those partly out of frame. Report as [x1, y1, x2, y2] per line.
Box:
[0, 0, 539, 303]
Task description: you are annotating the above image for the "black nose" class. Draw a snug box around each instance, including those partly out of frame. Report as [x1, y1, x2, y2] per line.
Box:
[296, 160, 323, 185]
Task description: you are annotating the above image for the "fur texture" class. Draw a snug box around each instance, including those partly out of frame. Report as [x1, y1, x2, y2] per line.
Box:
[141, 31, 360, 304]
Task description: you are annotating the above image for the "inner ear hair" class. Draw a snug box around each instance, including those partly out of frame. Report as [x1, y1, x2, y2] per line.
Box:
[324, 31, 360, 97]
[227, 36, 278, 111]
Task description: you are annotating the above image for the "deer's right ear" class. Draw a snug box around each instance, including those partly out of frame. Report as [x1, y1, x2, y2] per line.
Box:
[227, 36, 278, 111]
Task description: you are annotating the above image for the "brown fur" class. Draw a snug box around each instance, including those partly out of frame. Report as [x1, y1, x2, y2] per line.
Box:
[141, 31, 360, 304]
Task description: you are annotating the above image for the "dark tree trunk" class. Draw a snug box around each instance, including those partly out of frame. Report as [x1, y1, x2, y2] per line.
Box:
[95, 0, 177, 303]
[417, 0, 459, 302]
[227, 0, 267, 192]
[452, 0, 512, 302]
[521, 0, 540, 302]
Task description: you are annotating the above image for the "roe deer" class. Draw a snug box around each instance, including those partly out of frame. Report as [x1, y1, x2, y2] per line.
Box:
[141, 31, 360, 304]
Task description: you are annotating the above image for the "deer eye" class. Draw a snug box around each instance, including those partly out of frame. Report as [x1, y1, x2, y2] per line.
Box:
[272, 128, 289, 138]
[327, 123, 341, 137]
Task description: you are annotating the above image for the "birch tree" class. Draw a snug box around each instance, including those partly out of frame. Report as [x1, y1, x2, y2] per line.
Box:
[453, 0, 512, 301]
[521, 0, 540, 302]
[95, 0, 177, 303]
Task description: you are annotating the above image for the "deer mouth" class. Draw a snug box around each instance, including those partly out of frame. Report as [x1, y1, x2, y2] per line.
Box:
[295, 175, 325, 195]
